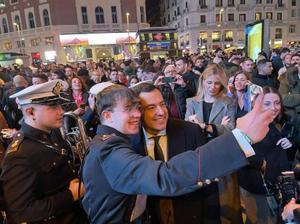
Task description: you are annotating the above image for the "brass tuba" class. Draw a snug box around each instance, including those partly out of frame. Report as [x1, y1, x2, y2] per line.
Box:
[60, 112, 91, 166]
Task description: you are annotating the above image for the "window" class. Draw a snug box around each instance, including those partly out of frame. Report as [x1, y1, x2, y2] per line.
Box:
[45, 36, 54, 45]
[199, 0, 207, 8]
[140, 6, 145, 23]
[111, 6, 118, 23]
[277, 13, 282, 20]
[237, 30, 244, 41]
[14, 15, 21, 30]
[277, 0, 283, 6]
[200, 15, 206, 23]
[212, 31, 221, 42]
[43, 9, 50, 26]
[95, 7, 105, 24]
[228, 0, 234, 7]
[275, 28, 282, 39]
[239, 14, 246, 21]
[167, 14, 170, 22]
[2, 18, 8, 33]
[186, 34, 190, 45]
[292, 0, 296, 6]
[199, 32, 207, 43]
[10, 0, 18, 3]
[81, 7, 88, 24]
[177, 6, 180, 15]
[16, 40, 25, 48]
[289, 25, 296, 33]
[228, 13, 234, 21]
[240, 0, 245, 4]
[225, 30, 233, 41]
[266, 0, 273, 3]
[185, 1, 188, 9]
[216, 0, 223, 7]
[255, 12, 262, 21]
[4, 42, 12, 51]
[216, 14, 221, 22]
[28, 12, 35, 28]
[266, 12, 273, 20]
[31, 38, 40, 47]
[291, 9, 296, 17]
[256, 0, 262, 3]
[174, 10, 176, 17]
[186, 18, 189, 25]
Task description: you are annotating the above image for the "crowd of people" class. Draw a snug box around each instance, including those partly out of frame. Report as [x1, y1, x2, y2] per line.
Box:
[0, 46, 300, 224]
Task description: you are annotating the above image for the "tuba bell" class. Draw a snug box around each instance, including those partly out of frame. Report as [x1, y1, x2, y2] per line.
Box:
[60, 112, 91, 166]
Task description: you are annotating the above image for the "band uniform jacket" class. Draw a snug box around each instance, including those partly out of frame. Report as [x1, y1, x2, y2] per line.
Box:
[130, 118, 221, 224]
[82, 124, 249, 224]
[0, 123, 87, 224]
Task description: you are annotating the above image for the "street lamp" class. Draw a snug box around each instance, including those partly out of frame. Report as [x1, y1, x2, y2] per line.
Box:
[218, 8, 224, 48]
[126, 12, 130, 59]
[13, 22, 24, 54]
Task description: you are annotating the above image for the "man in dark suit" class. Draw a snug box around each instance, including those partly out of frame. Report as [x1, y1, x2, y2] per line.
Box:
[131, 82, 221, 223]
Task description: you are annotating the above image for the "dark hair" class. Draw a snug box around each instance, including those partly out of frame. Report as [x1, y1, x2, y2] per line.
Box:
[32, 73, 48, 82]
[52, 69, 67, 81]
[176, 57, 190, 65]
[285, 66, 299, 88]
[257, 59, 270, 69]
[96, 85, 140, 122]
[131, 82, 160, 96]
[280, 47, 290, 55]
[77, 68, 89, 77]
[215, 48, 223, 53]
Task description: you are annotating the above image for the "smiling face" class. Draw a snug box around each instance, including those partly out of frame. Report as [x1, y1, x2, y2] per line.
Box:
[139, 89, 168, 135]
[262, 93, 281, 119]
[109, 99, 141, 135]
[71, 77, 83, 91]
[234, 73, 249, 92]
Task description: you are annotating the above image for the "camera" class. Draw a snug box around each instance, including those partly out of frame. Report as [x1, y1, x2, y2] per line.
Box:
[278, 164, 300, 206]
[162, 77, 177, 84]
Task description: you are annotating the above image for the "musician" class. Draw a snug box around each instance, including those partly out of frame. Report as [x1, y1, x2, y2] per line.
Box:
[0, 80, 87, 224]
[81, 82, 273, 223]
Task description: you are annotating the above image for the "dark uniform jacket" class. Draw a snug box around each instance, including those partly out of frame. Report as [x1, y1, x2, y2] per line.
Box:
[0, 123, 87, 224]
[130, 119, 221, 224]
[82, 124, 249, 224]
[251, 73, 279, 89]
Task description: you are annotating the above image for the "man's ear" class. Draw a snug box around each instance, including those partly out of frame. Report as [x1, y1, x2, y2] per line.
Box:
[24, 107, 34, 116]
[101, 110, 112, 122]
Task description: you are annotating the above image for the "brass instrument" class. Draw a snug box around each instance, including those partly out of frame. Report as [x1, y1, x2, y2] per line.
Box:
[60, 112, 91, 166]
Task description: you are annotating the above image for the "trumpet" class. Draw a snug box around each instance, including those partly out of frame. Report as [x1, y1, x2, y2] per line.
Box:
[60, 112, 91, 166]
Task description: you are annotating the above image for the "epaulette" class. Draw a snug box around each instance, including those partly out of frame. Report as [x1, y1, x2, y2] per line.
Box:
[99, 133, 116, 141]
[6, 131, 24, 154]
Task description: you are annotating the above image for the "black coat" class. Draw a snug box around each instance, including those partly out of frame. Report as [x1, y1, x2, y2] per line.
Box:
[238, 123, 290, 194]
[0, 123, 87, 224]
[130, 119, 221, 224]
[252, 72, 279, 89]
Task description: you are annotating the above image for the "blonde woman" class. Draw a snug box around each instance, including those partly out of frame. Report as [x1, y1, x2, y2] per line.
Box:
[185, 63, 236, 137]
[185, 63, 241, 224]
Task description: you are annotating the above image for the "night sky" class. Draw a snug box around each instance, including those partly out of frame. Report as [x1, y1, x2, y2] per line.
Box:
[146, 0, 161, 26]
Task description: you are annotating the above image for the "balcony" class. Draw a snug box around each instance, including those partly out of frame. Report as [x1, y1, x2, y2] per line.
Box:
[237, 4, 249, 11]
[92, 24, 110, 31]
[198, 5, 210, 11]
[275, 3, 285, 9]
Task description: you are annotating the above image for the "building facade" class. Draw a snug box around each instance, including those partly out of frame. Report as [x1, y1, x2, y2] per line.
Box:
[160, 0, 300, 53]
[0, 0, 148, 64]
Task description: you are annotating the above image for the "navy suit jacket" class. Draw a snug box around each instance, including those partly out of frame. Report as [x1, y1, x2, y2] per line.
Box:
[130, 119, 221, 223]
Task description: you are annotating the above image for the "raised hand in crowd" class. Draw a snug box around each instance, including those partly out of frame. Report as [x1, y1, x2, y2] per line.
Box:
[236, 94, 273, 144]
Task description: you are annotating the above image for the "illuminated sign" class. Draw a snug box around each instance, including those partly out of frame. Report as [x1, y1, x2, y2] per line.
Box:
[59, 33, 137, 46]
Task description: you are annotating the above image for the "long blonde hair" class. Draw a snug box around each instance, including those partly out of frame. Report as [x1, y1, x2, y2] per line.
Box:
[197, 63, 228, 100]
